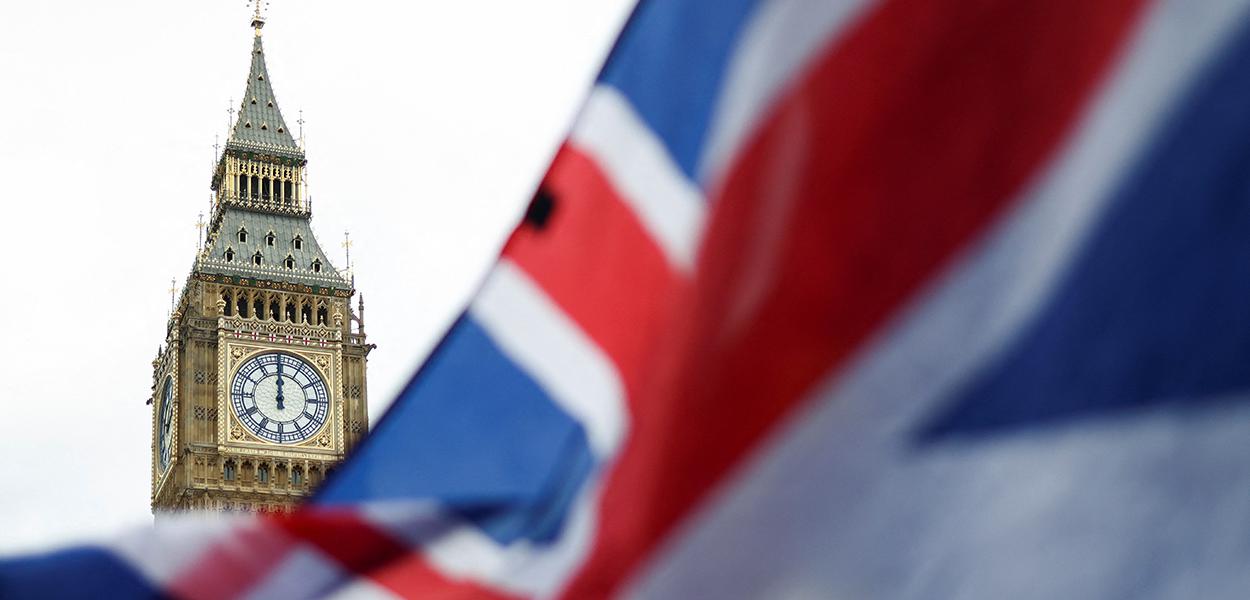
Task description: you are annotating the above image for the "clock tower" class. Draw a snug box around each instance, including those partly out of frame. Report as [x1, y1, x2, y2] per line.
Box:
[150, 11, 372, 514]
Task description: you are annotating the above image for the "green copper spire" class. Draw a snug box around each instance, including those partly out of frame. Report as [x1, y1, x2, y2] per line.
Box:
[227, 26, 300, 152]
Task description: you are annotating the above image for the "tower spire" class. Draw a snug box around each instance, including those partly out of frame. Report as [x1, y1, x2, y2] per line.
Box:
[210, 8, 311, 216]
[225, 8, 300, 154]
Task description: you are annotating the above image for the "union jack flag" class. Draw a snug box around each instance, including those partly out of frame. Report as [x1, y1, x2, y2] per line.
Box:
[9, 0, 1250, 597]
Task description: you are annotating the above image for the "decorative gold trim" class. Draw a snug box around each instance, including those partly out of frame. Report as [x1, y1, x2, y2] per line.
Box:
[218, 340, 342, 457]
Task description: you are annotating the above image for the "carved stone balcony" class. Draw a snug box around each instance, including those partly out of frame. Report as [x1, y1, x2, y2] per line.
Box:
[219, 316, 343, 344]
[218, 192, 310, 217]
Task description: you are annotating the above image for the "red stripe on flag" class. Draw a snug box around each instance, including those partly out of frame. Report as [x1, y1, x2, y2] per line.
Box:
[503, 145, 687, 391]
[280, 148, 684, 598]
[168, 519, 300, 600]
[365, 552, 524, 600]
[272, 509, 409, 575]
[563, 0, 1149, 595]
[277, 510, 519, 599]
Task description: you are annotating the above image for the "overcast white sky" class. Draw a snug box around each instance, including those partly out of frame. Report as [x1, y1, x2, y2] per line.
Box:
[0, 0, 635, 554]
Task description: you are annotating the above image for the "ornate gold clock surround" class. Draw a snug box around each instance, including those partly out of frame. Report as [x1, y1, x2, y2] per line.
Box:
[217, 341, 345, 457]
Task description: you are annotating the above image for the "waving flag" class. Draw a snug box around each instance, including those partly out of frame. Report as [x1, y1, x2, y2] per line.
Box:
[10, 0, 1250, 597]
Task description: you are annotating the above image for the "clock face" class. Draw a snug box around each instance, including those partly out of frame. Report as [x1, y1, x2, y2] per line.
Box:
[230, 352, 330, 444]
[158, 377, 174, 471]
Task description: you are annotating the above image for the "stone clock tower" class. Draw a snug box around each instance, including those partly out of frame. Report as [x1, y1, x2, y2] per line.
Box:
[150, 12, 372, 514]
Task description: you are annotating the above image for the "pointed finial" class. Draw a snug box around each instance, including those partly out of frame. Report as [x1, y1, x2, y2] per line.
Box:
[251, 0, 268, 33]
[169, 278, 178, 318]
[196, 213, 205, 249]
[297, 109, 305, 148]
[342, 231, 354, 286]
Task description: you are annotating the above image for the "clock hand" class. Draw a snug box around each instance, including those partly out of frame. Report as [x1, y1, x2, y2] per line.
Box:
[276, 359, 285, 410]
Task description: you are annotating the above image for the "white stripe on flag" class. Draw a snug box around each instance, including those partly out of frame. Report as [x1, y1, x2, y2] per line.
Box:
[328, 247, 636, 598]
[352, 485, 605, 599]
[698, 0, 880, 189]
[469, 259, 628, 459]
[106, 513, 245, 589]
[325, 576, 404, 600]
[626, 0, 1250, 597]
[569, 85, 706, 272]
[241, 545, 348, 600]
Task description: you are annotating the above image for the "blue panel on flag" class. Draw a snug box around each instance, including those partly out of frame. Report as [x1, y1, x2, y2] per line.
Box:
[598, 0, 762, 182]
[0, 547, 158, 599]
[920, 22, 1250, 441]
[317, 316, 594, 544]
[458, 430, 594, 545]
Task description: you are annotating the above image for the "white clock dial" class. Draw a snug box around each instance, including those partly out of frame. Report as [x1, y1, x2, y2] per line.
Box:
[230, 352, 330, 444]
[158, 377, 174, 471]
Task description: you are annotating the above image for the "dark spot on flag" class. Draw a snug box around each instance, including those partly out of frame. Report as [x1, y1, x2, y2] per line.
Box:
[525, 187, 556, 230]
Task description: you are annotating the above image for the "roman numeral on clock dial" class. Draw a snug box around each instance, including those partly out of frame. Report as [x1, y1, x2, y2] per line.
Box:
[230, 352, 331, 445]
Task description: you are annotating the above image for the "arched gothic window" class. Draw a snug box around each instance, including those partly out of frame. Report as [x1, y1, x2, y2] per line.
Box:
[293, 236, 303, 251]
[311, 259, 322, 273]
[224, 461, 236, 481]
[238, 228, 248, 243]
[266, 232, 276, 247]
[253, 252, 263, 266]
[225, 248, 235, 262]
[258, 465, 270, 484]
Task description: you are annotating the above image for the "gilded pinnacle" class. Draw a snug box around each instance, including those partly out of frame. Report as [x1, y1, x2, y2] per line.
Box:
[251, 0, 267, 34]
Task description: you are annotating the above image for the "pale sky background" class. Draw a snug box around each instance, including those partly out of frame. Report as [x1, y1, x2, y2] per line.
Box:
[0, 0, 635, 554]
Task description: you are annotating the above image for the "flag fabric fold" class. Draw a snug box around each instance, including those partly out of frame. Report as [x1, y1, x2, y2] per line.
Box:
[10, 0, 1250, 598]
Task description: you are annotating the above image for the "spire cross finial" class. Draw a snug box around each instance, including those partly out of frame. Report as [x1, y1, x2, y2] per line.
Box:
[251, 0, 268, 33]
[196, 213, 205, 249]
[297, 109, 305, 147]
[227, 100, 235, 130]
[343, 231, 354, 285]
[169, 278, 178, 315]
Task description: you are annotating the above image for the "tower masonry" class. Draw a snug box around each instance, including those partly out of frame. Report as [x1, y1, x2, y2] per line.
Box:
[151, 12, 372, 514]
